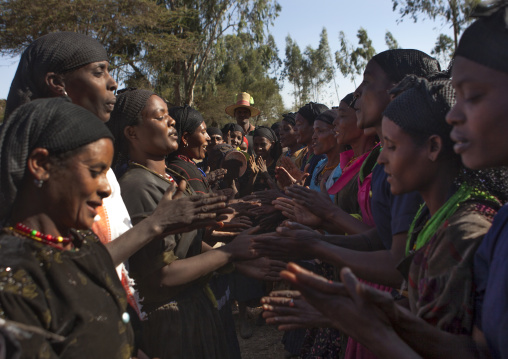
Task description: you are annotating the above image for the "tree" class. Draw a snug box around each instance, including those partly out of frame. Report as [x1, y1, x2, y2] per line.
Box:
[283, 35, 308, 108]
[391, 0, 481, 51]
[335, 28, 376, 86]
[385, 31, 400, 49]
[303, 28, 334, 103]
[0, 0, 281, 106]
[431, 33, 455, 66]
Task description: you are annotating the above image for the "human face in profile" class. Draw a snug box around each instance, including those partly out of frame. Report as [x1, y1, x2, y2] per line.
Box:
[64, 61, 118, 122]
[447, 56, 508, 169]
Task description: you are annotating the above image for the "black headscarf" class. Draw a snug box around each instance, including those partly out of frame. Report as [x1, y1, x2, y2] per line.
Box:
[371, 49, 441, 84]
[455, 0, 508, 74]
[106, 88, 158, 168]
[0, 97, 113, 221]
[5, 32, 109, 119]
[281, 112, 297, 126]
[169, 105, 205, 145]
[340, 93, 355, 108]
[314, 109, 337, 125]
[297, 102, 329, 124]
[253, 126, 277, 143]
[221, 123, 245, 136]
[383, 75, 456, 147]
[207, 127, 223, 138]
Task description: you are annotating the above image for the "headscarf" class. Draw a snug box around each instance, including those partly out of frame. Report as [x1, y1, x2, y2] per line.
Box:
[5, 32, 109, 119]
[297, 102, 329, 124]
[207, 127, 223, 138]
[221, 123, 245, 136]
[455, 0, 508, 74]
[281, 112, 297, 126]
[271, 122, 281, 132]
[107, 88, 157, 162]
[314, 109, 337, 125]
[383, 76, 456, 147]
[371, 49, 441, 84]
[253, 126, 277, 143]
[169, 105, 205, 145]
[340, 93, 355, 108]
[0, 97, 113, 221]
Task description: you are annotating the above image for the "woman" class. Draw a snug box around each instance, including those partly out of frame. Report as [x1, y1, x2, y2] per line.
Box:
[243, 126, 280, 194]
[107, 89, 257, 358]
[307, 109, 343, 194]
[222, 123, 245, 150]
[0, 98, 132, 357]
[275, 73, 508, 358]
[276, 112, 304, 167]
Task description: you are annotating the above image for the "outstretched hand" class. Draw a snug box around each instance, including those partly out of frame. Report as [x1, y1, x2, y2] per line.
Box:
[281, 263, 399, 350]
[152, 180, 229, 235]
[251, 221, 322, 260]
[272, 197, 322, 227]
[235, 257, 287, 282]
[261, 290, 333, 330]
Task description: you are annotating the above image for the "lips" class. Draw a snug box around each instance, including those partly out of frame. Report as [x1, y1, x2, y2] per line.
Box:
[87, 201, 102, 217]
[105, 98, 117, 112]
[450, 131, 470, 154]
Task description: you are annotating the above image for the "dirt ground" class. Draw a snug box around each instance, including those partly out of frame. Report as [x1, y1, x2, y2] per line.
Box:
[233, 306, 288, 359]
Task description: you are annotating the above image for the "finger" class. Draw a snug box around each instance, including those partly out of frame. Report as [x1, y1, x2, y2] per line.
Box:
[173, 180, 187, 199]
[340, 267, 362, 303]
[267, 290, 301, 298]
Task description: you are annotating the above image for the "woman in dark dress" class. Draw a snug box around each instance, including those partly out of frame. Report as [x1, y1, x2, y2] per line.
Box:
[0, 98, 134, 358]
[108, 91, 256, 358]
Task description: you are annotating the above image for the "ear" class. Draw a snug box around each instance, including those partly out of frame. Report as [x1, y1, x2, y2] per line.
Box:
[26, 148, 52, 182]
[427, 135, 443, 162]
[45, 72, 67, 97]
[181, 132, 190, 147]
[124, 126, 138, 142]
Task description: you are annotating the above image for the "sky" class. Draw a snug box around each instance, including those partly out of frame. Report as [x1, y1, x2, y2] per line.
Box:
[0, 0, 454, 109]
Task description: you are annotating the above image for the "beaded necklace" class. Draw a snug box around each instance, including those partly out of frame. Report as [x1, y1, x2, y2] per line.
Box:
[7, 223, 71, 247]
[129, 161, 175, 183]
[406, 183, 499, 256]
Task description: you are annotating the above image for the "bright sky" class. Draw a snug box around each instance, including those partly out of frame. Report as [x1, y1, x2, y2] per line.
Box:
[0, 0, 453, 109]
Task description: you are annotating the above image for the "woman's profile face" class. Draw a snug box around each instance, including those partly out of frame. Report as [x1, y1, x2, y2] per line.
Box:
[377, 117, 431, 195]
[133, 95, 178, 157]
[184, 122, 210, 160]
[253, 136, 273, 159]
[447, 56, 508, 170]
[353, 59, 393, 130]
[312, 119, 337, 156]
[333, 101, 363, 146]
[45, 138, 113, 231]
[279, 119, 298, 148]
[64, 61, 118, 122]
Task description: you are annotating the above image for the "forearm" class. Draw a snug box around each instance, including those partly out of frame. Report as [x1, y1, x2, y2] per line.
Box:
[314, 241, 404, 287]
[160, 247, 232, 287]
[323, 207, 373, 235]
[322, 228, 385, 252]
[361, 328, 422, 359]
[105, 217, 161, 267]
[393, 306, 483, 359]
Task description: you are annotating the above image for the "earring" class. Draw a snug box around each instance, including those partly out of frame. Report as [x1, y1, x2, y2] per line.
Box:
[62, 89, 68, 97]
[34, 179, 44, 188]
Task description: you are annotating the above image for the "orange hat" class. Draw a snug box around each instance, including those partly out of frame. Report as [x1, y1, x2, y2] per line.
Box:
[225, 92, 260, 117]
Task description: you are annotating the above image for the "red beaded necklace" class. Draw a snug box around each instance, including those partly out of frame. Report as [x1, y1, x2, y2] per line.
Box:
[8, 223, 71, 246]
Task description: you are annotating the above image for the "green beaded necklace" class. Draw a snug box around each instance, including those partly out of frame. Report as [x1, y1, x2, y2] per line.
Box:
[405, 183, 498, 256]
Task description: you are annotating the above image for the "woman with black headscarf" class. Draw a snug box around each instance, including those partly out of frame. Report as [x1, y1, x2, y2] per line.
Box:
[107, 89, 258, 359]
[276, 112, 304, 167]
[0, 98, 133, 358]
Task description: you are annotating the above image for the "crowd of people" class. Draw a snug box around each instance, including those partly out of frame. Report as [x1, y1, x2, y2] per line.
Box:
[0, 1, 507, 358]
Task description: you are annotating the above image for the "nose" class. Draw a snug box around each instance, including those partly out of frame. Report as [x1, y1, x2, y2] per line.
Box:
[167, 114, 176, 127]
[446, 102, 464, 126]
[107, 72, 118, 92]
[98, 174, 112, 199]
[205, 132, 211, 141]
[377, 147, 387, 166]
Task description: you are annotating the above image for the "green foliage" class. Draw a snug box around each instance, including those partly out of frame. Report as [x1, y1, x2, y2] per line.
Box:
[335, 28, 376, 85]
[0, 99, 5, 123]
[0, 0, 281, 109]
[431, 33, 454, 66]
[391, 0, 481, 51]
[385, 31, 399, 49]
